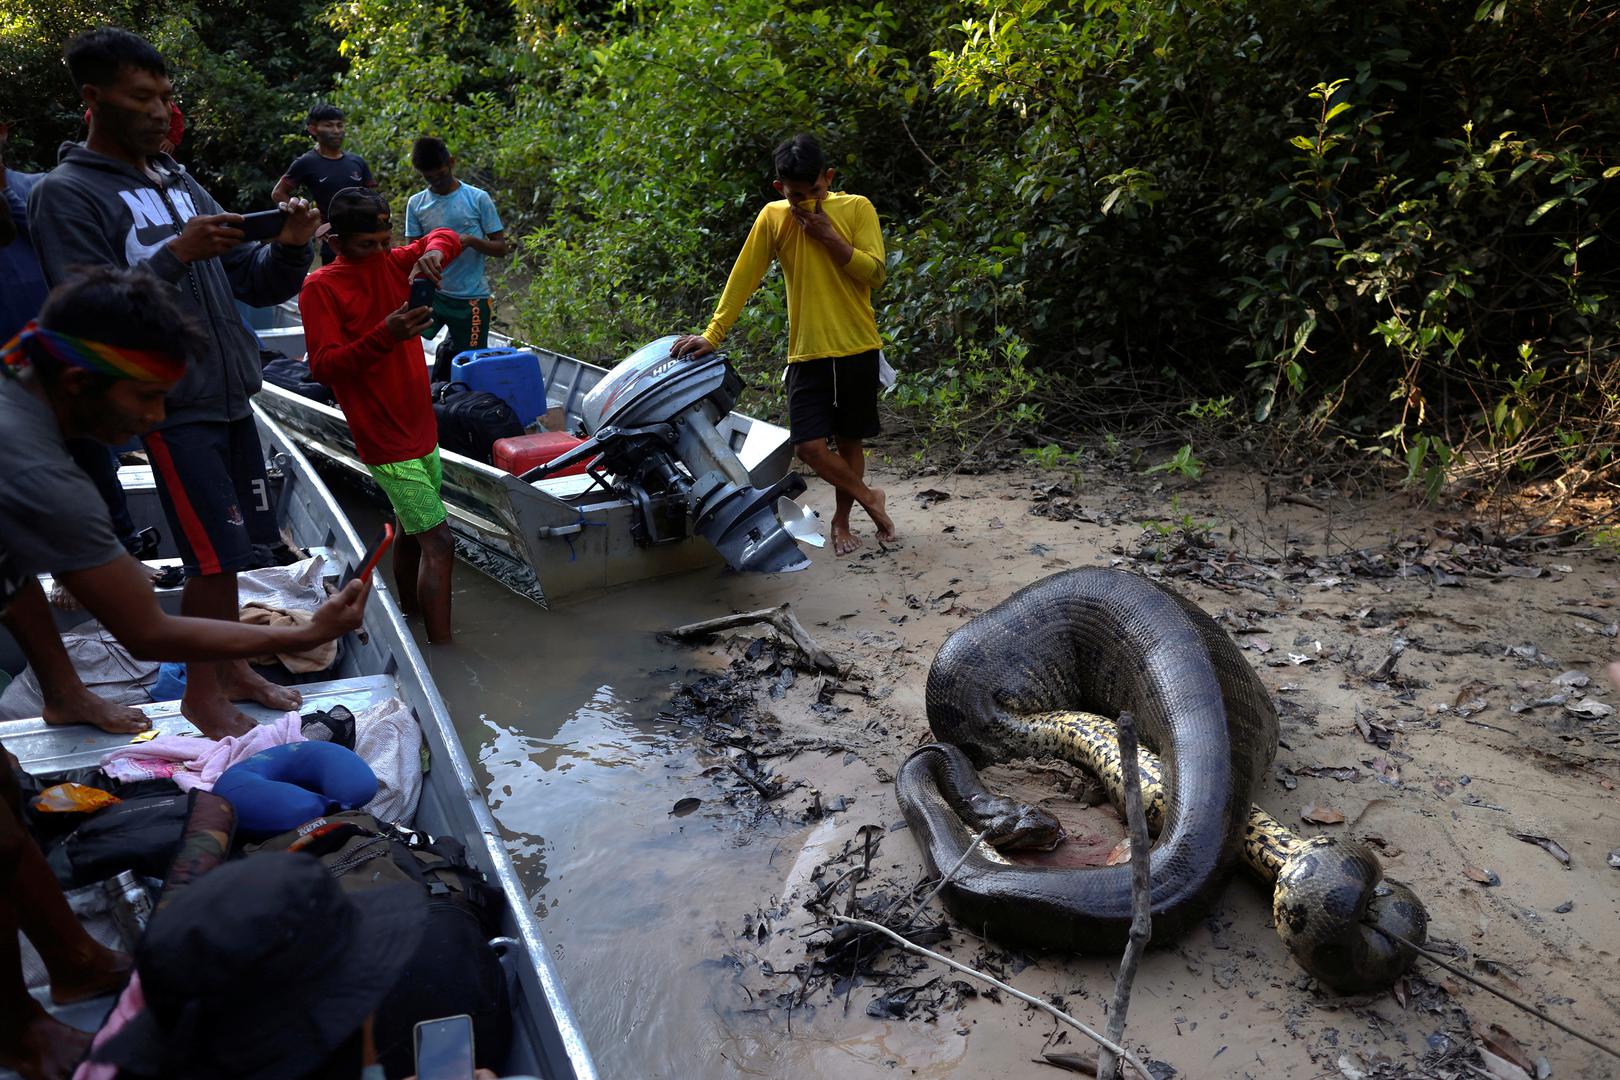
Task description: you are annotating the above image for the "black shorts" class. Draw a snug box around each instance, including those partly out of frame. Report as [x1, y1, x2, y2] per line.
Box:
[143, 417, 280, 577]
[785, 350, 882, 445]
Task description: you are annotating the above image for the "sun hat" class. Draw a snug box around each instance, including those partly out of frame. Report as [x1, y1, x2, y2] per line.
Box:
[93, 851, 426, 1080]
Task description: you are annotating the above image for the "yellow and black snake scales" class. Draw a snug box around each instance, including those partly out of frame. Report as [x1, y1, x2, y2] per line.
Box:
[897, 568, 1427, 993]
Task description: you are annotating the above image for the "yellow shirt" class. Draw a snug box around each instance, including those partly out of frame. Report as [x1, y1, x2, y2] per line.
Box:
[701, 190, 885, 363]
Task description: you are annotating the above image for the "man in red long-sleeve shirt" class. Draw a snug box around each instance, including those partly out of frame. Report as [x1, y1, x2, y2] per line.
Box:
[300, 187, 461, 643]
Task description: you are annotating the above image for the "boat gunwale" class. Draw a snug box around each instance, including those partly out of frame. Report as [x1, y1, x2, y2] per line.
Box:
[254, 405, 599, 1080]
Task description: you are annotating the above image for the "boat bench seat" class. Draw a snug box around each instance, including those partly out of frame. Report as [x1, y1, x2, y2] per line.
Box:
[0, 673, 404, 777]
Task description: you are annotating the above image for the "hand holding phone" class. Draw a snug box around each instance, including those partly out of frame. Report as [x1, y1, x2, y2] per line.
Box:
[340, 523, 395, 588]
[414, 1013, 475, 1080]
[238, 208, 289, 242]
[385, 301, 434, 341]
[409, 276, 437, 311]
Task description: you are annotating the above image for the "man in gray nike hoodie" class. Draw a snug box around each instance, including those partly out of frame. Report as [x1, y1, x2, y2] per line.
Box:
[28, 28, 324, 739]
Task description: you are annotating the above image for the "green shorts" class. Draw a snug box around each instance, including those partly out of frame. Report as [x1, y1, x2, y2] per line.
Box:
[366, 448, 448, 535]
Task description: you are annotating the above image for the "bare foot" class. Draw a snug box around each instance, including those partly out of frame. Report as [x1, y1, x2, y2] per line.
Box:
[49, 941, 132, 1005]
[863, 487, 897, 542]
[221, 660, 302, 712]
[181, 693, 256, 740]
[0, 1002, 93, 1080]
[42, 688, 149, 735]
[831, 519, 863, 556]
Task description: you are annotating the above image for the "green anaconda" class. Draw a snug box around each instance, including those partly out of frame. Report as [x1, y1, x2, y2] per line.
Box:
[897, 568, 1427, 993]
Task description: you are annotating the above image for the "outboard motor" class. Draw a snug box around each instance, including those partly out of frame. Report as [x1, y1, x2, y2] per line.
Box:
[519, 336, 821, 574]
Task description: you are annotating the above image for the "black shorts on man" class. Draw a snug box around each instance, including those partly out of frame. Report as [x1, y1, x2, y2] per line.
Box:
[785, 349, 881, 446]
[142, 417, 281, 577]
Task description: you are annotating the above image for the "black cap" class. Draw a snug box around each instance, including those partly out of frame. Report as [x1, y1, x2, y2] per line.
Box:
[326, 186, 391, 235]
[94, 852, 426, 1080]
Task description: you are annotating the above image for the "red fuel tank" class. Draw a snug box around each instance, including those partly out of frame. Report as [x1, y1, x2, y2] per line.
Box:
[492, 431, 590, 478]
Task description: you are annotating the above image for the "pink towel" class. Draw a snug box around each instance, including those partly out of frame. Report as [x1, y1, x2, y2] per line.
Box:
[72, 972, 144, 1080]
[100, 714, 305, 791]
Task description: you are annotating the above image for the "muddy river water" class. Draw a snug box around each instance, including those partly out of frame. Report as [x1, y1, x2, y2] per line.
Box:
[338, 485, 961, 1080]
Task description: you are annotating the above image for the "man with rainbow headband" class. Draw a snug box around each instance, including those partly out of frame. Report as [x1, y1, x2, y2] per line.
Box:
[0, 266, 371, 1080]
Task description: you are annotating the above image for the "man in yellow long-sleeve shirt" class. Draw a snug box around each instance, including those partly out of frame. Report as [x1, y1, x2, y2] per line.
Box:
[672, 134, 897, 556]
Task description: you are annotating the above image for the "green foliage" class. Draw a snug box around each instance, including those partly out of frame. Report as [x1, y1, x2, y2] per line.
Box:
[890, 328, 1041, 455]
[1, 0, 344, 207]
[1138, 495, 1214, 556]
[1021, 443, 1080, 470]
[1145, 444, 1205, 481]
[7, 0, 1616, 501]
[1590, 525, 1620, 553]
[1403, 432, 1453, 505]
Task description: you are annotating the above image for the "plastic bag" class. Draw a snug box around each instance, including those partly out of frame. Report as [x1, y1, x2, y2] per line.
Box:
[31, 783, 122, 814]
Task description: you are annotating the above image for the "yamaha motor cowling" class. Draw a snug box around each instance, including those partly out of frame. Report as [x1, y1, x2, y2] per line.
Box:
[520, 336, 821, 573]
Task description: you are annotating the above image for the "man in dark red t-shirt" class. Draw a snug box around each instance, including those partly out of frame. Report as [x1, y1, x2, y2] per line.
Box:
[301, 187, 460, 643]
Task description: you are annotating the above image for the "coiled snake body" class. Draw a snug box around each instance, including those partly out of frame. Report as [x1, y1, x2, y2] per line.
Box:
[897, 568, 1427, 993]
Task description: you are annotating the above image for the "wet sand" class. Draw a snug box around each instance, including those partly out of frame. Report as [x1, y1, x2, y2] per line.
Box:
[345, 459, 1620, 1080]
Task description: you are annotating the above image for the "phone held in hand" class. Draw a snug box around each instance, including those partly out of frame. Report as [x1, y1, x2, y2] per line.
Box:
[339, 523, 395, 589]
[413, 1013, 475, 1080]
[409, 276, 437, 311]
[237, 208, 287, 242]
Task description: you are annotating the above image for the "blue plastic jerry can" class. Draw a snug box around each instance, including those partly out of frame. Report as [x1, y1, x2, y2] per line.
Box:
[449, 347, 548, 426]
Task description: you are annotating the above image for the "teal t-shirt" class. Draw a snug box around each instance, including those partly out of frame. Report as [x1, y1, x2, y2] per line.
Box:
[403, 182, 504, 299]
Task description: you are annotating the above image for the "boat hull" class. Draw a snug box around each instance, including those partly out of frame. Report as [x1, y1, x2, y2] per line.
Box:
[0, 406, 598, 1080]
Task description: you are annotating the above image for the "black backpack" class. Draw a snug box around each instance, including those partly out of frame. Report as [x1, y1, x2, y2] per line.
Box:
[249, 812, 512, 1073]
[248, 810, 502, 931]
[430, 380, 525, 464]
[261, 355, 335, 405]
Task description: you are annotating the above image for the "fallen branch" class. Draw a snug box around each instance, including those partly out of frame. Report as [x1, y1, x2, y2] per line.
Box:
[666, 604, 840, 673]
[1099, 710, 1153, 1080]
[726, 757, 782, 801]
[1281, 492, 1329, 513]
[827, 914, 1156, 1080]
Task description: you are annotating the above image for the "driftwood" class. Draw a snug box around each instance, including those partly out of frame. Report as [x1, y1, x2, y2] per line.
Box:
[1098, 710, 1153, 1080]
[666, 603, 840, 673]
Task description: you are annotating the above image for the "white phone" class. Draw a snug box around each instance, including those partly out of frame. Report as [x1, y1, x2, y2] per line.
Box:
[413, 1013, 475, 1080]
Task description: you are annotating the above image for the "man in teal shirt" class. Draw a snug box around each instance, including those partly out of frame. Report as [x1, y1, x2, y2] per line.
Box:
[404, 137, 507, 377]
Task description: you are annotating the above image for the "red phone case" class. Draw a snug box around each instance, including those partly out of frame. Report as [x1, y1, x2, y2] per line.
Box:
[346, 523, 395, 586]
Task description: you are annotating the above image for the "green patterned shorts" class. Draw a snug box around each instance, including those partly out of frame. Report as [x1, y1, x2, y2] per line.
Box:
[366, 448, 448, 535]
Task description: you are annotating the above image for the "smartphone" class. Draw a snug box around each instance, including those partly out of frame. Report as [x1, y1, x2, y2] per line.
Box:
[409, 276, 437, 311]
[413, 1013, 475, 1080]
[339, 522, 395, 588]
[237, 208, 287, 242]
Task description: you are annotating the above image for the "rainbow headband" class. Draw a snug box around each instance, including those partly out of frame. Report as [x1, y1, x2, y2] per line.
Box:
[0, 321, 185, 384]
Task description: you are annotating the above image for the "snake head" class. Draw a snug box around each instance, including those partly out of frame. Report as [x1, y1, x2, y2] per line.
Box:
[1272, 837, 1429, 994]
[965, 792, 1066, 851]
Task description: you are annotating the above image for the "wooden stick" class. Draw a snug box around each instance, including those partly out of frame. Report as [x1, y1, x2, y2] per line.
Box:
[902, 827, 989, 931]
[725, 757, 781, 801]
[1376, 927, 1620, 1062]
[827, 914, 1156, 1080]
[1280, 492, 1329, 513]
[1099, 710, 1153, 1080]
[666, 603, 840, 673]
